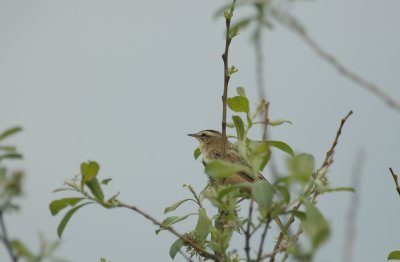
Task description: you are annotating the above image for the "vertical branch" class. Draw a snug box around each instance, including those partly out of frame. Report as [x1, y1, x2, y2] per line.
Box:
[0, 211, 18, 262]
[255, 8, 267, 103]
[244, 200, 254, 261]
[262, 102, 270, 141]
[256, 216, 272, 262]
[221, 0, 237, 158]
[342, 151, 365, 262]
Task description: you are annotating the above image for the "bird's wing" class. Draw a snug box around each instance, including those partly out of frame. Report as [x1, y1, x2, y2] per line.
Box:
[206, 149, 267, 183]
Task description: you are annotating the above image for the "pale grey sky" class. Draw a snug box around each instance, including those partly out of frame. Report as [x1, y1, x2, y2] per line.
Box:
[1, 0, 399, 261]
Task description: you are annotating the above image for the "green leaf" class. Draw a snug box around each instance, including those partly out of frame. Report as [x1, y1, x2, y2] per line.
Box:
[277, 185, 290, 204]
[49, 198, 84, 216]
[217, 184, 245, 200]
[81, 161, 100, 182]
[228, 96, 250, 113]
[0, 146, 17, 152]
[232, 116, 245, 140]
[0, 127, 22, 141]
[0, 167, 6, 180]
[248, 140, 271, 171]
[80, 161, 104, 201]
[236, 86, 246, 97]
[10, 240, 34, 260]
[230, 17, 253, 37]
[183, 184, 199, 200]
[101, 178, 112, 185]
[0, 153, 23, 161]
[291, 210, 306, 221]
[252, 99, 266, 119]
[164, 199, 192, 214]
[194, 208, 212, 240]
[267, 141, 294, 157]
[194, 147, 201, 160]
[227, 66, 239, 76]
[156, 214, 196, 234]
[388, 251, 400, 260]
[318, 187, 355, 193]
[301, 199, 330, 249]
[252, 180, 274, 211]
[268, 119, 292, 126]
[288, 153, 315, 184]
[205, 160, 248, 179]
[86, 177, 104, 202]
[57, 202, 93, 238]
[169, 238, 184, 259]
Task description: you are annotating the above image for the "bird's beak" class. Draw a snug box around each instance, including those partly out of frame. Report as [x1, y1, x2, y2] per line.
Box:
[187, 133, 197, 137]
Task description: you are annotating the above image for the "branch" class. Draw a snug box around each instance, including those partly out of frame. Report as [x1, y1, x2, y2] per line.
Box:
[271, 8, 400, 112]
[389, 168, 400, 197]
[178, 249, 194, 262]
[259, 245, 286, 260]
[115, 201, 218, 261]
[256, 216, 272, 262]
[221, 0, 237, 157]
[342, 151, 365, 262]
[244, 200, 254, 261]
[269, 111, 353, 261]
[320, 110, 353, 170]
[0, 210, 18, 262]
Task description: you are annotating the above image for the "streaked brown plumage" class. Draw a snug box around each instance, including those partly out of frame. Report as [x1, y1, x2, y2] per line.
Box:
[188, 130, 266, 189]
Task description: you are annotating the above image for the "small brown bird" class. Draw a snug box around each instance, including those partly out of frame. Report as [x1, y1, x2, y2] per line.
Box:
[188, 130, 266, 188]
[189, 130, 285, 231]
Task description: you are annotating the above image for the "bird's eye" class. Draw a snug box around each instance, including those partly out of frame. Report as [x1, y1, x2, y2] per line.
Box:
[201, 133, 207, 138]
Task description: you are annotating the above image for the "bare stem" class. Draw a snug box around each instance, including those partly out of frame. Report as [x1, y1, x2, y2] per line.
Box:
[115, 201, 217, 261]
[271, 8, 400, 112]
[221, 0, 237, 158]
[342, 151, 365, 262]
[389, 168, 400, 197]
[320, 111, 353, 169]
[262, 103, 270, 141]
[256, 216, 272, 262]
[255, 12, 267, 103]
[0, 210, 18, 262]
[244, 200, 254, 261]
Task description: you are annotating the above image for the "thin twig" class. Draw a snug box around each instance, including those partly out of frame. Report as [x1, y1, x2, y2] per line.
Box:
[320, 111, 353, 169]
[244, 200, 254, 261]
[271, 8, 400, 112]
[269, 111, 353, 261]
[178, 249, 193, 262]
[259, 245, 286, 260]
[280, 231, 301, 262]
[342, 151, 365, 262]
[389, 168, 400, 197]
[256, 216, 272, 262]
[262, 103, 270, 141]
[115, 201, 218, 261]
[221, 0, 237, 158]
[0, 210, 18, 262]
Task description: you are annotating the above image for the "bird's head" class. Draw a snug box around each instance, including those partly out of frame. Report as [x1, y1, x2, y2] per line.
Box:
[188, 130, 228, 153]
